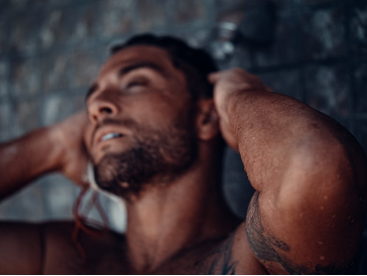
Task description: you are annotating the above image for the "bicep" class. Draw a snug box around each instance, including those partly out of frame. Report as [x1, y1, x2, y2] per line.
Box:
[245, 181, 365, 275]
[0, 222, 44, 274]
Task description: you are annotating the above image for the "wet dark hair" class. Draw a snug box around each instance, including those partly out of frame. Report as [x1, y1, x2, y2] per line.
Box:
[110, 34, 218, 100]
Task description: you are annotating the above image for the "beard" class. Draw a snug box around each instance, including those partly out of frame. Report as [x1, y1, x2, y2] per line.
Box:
[92, 111, 197, 200]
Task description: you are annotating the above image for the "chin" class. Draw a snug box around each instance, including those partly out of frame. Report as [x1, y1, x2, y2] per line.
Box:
[92, 140, 134, 164]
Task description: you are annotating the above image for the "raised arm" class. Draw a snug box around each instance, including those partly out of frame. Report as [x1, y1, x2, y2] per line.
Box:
[0, 112, 89, 200]
[0, 112, 90, 274]
[210, 68, 367, 274]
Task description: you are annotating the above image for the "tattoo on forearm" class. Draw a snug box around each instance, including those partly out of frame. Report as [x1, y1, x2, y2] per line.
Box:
[246, 192, 356, 274]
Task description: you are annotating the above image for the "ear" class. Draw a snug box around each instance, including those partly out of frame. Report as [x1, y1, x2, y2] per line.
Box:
[195, 99, 220, 141]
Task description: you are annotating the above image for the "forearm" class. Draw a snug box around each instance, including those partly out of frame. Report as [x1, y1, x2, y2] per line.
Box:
[0, 127, 62, 200]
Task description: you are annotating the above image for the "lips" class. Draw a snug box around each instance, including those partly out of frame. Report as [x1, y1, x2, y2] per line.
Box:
[94, 127, 126, 146]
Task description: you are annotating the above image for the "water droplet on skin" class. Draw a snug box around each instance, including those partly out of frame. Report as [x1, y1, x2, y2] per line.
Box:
[318, 241, 323, 245]
[320, 206, 324, 210]
[320, 256, 325, 260]
[332, 214, 336, 218]
[323, 195, 328, 200]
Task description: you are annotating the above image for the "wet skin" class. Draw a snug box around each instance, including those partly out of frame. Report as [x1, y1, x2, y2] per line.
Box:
[0, 45, 366, 274]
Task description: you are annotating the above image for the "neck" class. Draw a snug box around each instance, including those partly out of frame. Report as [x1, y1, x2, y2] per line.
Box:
[123, 147, 240, 273]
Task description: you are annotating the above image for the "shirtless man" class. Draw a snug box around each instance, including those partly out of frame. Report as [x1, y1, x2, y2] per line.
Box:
[0, 34, 366, 274]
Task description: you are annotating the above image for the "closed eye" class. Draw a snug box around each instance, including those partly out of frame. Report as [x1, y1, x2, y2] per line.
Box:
[127, 79, 147, 88]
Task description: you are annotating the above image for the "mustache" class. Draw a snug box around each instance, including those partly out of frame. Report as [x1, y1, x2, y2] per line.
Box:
[90, 118, 139, 146]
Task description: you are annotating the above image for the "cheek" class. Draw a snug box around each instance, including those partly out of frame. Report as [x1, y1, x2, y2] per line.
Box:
[127, 93, 188, 126]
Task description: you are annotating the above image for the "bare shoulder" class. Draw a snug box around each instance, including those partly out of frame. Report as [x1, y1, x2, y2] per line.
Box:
[0, 221, 45, 274]
[41, 221, 127, 274]
[154, 226, 266, 275]
[243, 191, 362, 274]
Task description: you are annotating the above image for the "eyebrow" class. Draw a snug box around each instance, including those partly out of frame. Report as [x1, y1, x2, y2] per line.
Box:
[85, 62, 165, 101]
[118, 62, 165, 77]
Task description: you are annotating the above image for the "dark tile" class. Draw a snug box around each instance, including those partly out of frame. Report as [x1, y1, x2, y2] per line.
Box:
[258, 69, 300, 98]
[0, 59, 9, 79]
[98, 0, 133, 38]
[39, 5, 102, 50]
[0, 59, 9, 97]
[0, 102, 11, 142]
[224, 46, 252, 70]
[355, 62, 367, 113]
[42, 94, 85, 126]
[14, 181, 45, 221]
[0, 195, 19, 220]
[272, 0, 297, 17]
[355, 120, 367, 155]
[217, 0, 295, 18]
[12, 100, 40, 136]
[70, 48, 104, 89]
[298, 0, 336, 6]
[6, 0, 31, 10]
[8, 13, 39, 56]
[41, 173, 78, 219]
[136, 0, 167, 32]
[11, 58, 41, 96]
[215, 0, 247, 12]
[0, 0, 9, 11]
[253, 16, 300, 67]
[350, 2, 367, 57]
[304, 64, 349, 119]
[301, 8, 345, 60]
[222, 147, 255, 219]
[170, 25, 211, 48]
[69, 4, 106, 44]
[0, 79, 8, 98]
[0, 20, 6, 54]
[173, 0, 208, 25]
[40, 53, 72, 93]
[39, 8, 69, 50]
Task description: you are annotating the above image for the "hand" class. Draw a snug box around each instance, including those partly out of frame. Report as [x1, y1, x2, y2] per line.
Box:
[209, 68, 271, 150]
[49, 112, 91, 186]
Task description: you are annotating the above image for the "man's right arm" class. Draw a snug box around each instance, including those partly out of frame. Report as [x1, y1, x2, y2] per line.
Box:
[0, 127, 63, 200]
[0, 112, 90, 274]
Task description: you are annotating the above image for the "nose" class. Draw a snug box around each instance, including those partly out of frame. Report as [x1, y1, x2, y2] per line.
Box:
[87, 92, 120, 125]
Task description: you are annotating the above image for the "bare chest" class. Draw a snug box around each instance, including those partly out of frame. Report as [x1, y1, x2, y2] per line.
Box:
[42, 230, 265, 274]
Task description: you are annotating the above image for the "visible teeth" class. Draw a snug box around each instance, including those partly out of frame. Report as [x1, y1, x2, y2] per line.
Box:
[101, 132, 122, 141]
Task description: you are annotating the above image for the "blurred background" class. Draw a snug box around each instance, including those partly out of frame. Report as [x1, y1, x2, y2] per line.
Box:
[0, 0, 366, 272]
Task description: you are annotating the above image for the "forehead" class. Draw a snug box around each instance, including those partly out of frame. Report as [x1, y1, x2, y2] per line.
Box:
[100, 45, 176, 77]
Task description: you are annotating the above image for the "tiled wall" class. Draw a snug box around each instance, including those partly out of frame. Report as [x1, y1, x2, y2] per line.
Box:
[0, 0, 366, 237]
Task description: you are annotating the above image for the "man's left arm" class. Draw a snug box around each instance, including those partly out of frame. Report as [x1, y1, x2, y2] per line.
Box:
[210, 68, 367, 274]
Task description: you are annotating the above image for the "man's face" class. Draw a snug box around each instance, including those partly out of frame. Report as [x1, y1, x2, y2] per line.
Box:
[85, 45, 198, 198]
